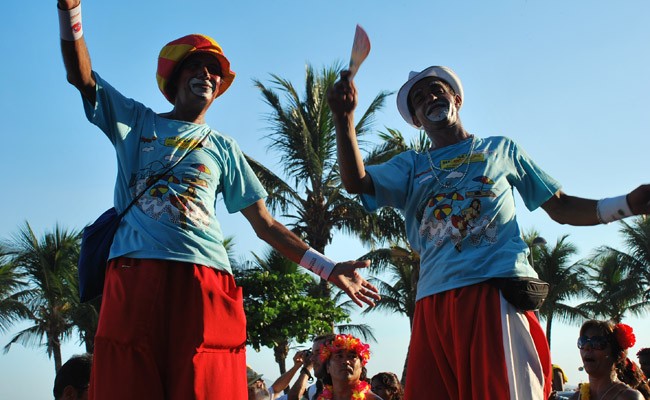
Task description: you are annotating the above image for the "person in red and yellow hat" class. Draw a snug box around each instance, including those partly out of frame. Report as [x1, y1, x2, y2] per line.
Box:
[56, 1, 380, 399]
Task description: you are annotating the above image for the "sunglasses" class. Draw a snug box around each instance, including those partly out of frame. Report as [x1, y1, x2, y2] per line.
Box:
[577, 335, 609, 350]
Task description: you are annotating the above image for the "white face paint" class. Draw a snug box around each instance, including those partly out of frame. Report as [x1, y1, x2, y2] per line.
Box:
[189, 77, 214, 99]
[425, 101, 452, 123]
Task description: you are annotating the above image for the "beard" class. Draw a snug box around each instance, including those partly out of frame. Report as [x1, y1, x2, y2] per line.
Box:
[248, 386, 270, 400]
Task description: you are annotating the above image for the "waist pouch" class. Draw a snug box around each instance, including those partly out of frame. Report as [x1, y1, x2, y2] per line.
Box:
[489, 277, 549, 311]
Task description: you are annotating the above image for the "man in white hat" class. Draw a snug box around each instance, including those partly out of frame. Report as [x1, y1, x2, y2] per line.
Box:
[328, 67, 650, 399]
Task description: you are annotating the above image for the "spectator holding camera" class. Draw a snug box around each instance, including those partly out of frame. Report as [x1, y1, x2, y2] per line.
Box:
[287, 334, 336, 400]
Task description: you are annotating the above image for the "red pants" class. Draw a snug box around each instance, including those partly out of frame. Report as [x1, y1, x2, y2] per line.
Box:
[404, 282, 551, 400]
[89, 258, 247, 400]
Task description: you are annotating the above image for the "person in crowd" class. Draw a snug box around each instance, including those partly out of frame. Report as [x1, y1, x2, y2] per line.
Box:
[553, 364, 569, 392]
[53, 353, 92, 400]
[56, 1, 380, 399]
[317, 333, 382, 400]
[328, 63, 650, 399]
[287, 334, 337, 400]
[569, 320, 644, 399]
[248, 366, 272, 400]
[370, 372, 403, 400]
[617, 358, 650, 399]
[638, 348, 650, 382]
[251, 351, 311, 400]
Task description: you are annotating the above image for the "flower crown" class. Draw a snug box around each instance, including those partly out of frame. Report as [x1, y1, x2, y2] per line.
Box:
[318, 334, 371, 366]
[614, 323, 636, 350]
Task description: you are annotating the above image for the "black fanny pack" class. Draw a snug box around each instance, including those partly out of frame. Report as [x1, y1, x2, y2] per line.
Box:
[490, 277, 549, 311]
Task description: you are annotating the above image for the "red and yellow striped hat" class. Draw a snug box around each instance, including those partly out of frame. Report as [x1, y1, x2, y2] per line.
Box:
[156, 34, 236, 103]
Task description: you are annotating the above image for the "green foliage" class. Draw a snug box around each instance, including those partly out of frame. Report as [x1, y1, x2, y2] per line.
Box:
[1, 223, 83, 371]
[234, 251, 348, 353]
[525, 231, 589, 346]
[250, 63, 403, 259]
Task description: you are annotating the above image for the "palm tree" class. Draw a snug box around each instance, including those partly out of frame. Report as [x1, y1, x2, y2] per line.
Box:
[251, 63, 402, 299]
[2, 223, 80, 371]
[360, 245, 419, 330]
[527, 233, 589, 347]
[0, 247, 31, 334]
[579, 250, 648, 323]
[601, 217, 650, 302]
[364, 128, 430, 165]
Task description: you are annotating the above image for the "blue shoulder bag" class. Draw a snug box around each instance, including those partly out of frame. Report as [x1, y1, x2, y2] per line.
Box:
[78, 132, 208, 302]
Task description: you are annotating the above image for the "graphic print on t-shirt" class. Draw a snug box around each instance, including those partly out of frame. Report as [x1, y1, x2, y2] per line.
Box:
[416, 151, 499, 252]
[129, 135, 213, 230]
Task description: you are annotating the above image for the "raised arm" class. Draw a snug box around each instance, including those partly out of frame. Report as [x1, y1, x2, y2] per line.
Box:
[542, 185, 650, 226]
[327, 71, 374, 195]
[240, 199, 379, 307]
[58, 0, 96, 103]
[269, 350, 307, 398]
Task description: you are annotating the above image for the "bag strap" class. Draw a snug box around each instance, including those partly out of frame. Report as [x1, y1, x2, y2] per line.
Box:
[118, 129, 210, 218]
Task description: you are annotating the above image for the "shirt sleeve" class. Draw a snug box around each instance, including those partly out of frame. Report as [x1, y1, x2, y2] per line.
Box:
[507, 138, 562, 211]
[220, 138, 268, 214]
[82, 71, 142, 145]
[361, 151, 415, 212]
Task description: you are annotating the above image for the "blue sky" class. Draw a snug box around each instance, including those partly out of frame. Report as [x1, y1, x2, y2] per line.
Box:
[1, 0, 649, 398]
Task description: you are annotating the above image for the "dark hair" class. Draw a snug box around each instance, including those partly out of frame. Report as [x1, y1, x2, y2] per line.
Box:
[53, 353, 93, 399]
[371, 372, 404, 400]
[313, 333, 337, 345]
[617, 357, 650, 399]
[638, 348, 650, 358]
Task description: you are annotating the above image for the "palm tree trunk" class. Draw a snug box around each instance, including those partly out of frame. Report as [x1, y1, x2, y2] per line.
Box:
[273, 339, 290, 375]
[84, 334, 95, 354]
[53, 340, 63, 372]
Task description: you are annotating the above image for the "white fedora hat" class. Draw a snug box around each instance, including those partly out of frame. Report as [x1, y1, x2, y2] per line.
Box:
[396, 66, 463, 128]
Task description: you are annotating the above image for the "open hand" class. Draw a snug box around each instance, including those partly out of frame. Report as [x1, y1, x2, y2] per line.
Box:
[328, 259, 380, 307]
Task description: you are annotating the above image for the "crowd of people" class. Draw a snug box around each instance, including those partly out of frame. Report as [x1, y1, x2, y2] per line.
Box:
[54, 0, 650, 398]
[56, 328, 649, 400]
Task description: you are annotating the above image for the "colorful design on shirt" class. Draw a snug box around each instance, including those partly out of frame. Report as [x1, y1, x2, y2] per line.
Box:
[417, 171, 499, 252]
[164, 136, 205, 149]
[127, 156, 213, 230]
[140, 133, 158, 143]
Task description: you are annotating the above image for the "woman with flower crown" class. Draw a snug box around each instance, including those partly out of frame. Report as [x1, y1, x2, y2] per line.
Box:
[569, 320, 644, 400]
[316, 334, 382, 400]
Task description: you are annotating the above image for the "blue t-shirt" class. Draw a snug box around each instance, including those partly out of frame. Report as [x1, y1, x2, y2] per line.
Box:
[362, 136, 561, 301]
[83, 72, 267, 274]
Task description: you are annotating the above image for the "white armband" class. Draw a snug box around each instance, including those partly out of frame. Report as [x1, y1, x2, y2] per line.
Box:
[58, 4, 83, 41]
[596, 195, 632, 224]
[299, 248, 336, 280]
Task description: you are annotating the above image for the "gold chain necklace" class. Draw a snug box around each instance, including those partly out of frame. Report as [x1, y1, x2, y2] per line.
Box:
[425, 135, 476, 189]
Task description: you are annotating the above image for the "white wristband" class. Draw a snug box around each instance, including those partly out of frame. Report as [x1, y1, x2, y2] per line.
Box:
[299, 248, 336, 280]
[58, 4, 83, 41]
[597, 195, 632, 224]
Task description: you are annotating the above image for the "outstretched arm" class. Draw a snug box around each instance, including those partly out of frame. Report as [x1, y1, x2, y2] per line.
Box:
[269, 351, 307, 398]
[241, 200, 380, 307]
[327, 71, 374, 195]
[58, 0, 95, 103]
[542, 185, 650, 225]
